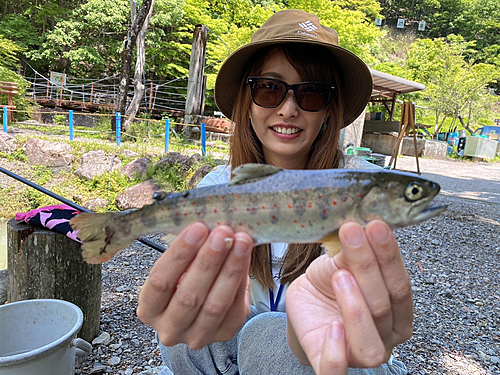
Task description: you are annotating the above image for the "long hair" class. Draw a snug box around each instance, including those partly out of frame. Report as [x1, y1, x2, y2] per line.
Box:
[229, 44, 345, 289]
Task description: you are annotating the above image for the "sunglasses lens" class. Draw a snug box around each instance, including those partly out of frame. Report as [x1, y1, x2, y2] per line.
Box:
[297, 83, 330, 111]
[249, 78, 332, 112]
[250, 79, 286, 108]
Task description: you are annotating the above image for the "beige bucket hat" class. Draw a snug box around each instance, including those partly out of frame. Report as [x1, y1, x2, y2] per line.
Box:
[214, 9, 373, 126]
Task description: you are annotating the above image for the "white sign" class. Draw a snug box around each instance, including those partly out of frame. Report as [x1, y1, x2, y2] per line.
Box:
[49, 72, 67, 87]
[397, 18, 405, 28]
[418, 21, 426, 31]
[375, 18, 382, 26]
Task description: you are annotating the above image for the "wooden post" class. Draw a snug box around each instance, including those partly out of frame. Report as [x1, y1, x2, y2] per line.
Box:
[184, 24, 208, 137]
[7, 219, 102, 342]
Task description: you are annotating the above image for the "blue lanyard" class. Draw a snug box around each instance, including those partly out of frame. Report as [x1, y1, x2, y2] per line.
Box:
[269, 247, 284, 312]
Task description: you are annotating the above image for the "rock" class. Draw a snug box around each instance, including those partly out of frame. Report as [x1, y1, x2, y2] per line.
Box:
[115, 180, 162, 210]
[81, 198, 109, 211]
[122, 157, 151, 179]
[92, 331, 112, 346]
[0, 269, 7, 304]
[24, 138, 74, 172]
[186, 165, 212, 189]
[74, 150, 121, 180]
[90, 363, 107, 374]
[0, 132, 17, 152]
[122, 149, 140, 158]
[155, 152, 193, 174]
[108, 356, 121, 366]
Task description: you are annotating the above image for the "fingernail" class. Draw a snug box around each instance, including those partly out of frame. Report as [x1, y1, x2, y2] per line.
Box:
[370, 223, 391, 245]
[209, 230, 232, 251]
[233, 237, 251, 257]
[330, 321, 344, 340]
[341, 223, 365, 247]
[184, 223, 206, 245]
[334, 271, 355, 290]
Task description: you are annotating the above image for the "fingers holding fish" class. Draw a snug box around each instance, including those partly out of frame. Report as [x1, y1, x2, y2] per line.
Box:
[336, 221, 393, 336]
[137, 221, 209, 324]
[335, 220, 413, 354]
[364, 220, 413, 344]
[331, 269, 389, 367]
[137, 222, 253, 349]
[184, 232, 253, 347]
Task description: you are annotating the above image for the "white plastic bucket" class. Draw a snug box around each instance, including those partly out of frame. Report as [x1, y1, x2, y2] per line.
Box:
[0, 299, 92, 375]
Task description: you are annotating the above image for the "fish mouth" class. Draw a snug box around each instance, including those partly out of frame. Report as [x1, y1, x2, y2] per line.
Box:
[412, 204, 447, 223]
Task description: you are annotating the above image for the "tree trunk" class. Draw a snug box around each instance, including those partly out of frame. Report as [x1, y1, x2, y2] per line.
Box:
[7, 219, 101, 343]
[184, 25, 208, 137]
[123, 0, 155, 131]
[114, 0, 154, 131]
[434, 114, 448, 139]
[458, 115, 474, 136]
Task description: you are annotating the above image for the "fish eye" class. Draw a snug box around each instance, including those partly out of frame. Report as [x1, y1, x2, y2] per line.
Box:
[405, 182, 424, 201]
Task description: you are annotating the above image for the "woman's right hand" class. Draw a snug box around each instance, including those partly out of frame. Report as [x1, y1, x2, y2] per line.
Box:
[137, 222, 253, 349]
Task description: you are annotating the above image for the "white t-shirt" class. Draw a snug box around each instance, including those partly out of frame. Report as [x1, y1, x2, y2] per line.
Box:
[197, 155, 381, 313]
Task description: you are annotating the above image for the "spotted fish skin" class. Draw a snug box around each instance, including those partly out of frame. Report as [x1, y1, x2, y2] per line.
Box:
[70, 163, 446, 263]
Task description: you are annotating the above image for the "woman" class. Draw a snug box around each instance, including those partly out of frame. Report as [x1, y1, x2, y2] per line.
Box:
[137, 9, 413, 375]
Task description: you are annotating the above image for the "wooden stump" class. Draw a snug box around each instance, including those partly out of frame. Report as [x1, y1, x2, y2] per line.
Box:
[7, 219, 101, 342]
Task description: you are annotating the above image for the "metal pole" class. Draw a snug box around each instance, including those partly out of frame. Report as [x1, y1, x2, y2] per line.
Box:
[116, 112, 121, 146]
[201, 122, 206, 157]
[165, 118, 170, 153]
[0, 166, 165, 253]
[2, 107, 7, 132]
[69, 110, 74, 141]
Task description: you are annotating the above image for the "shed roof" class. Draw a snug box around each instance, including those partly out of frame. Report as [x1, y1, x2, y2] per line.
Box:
[370, 69, 425, 99]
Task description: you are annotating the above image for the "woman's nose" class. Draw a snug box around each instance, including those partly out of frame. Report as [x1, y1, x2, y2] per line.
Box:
[277, 90, 299, 117]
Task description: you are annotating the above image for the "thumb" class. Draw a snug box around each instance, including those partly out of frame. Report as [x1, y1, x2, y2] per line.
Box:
[318, 321, 348, 375]
[305, 254, 339, 299]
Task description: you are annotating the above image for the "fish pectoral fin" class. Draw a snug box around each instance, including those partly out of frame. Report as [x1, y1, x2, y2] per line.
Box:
[161, 233, 177, 246]
[320, 232, 343, 257]
[229, 163, 282, 185]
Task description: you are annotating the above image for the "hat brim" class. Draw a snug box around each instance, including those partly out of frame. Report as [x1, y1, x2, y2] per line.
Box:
[215, 39, 373, 127]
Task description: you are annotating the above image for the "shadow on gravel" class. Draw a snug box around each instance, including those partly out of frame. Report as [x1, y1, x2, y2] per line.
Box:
[417, 172, 500, 204]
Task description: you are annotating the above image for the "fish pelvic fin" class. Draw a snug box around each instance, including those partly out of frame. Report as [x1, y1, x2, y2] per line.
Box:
[70, 212, 130, 264]
[321, 232, 343, 257]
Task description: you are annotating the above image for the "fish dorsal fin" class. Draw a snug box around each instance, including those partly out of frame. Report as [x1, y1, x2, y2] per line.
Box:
[229, 163, 282, 185]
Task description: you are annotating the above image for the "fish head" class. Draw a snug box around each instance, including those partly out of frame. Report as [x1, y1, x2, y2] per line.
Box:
[358, 171, 446, 229]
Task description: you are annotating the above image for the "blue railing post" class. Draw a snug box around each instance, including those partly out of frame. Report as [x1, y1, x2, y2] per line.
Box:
[164, 118, 170, 153]
[2, 107, 7, 132]
[116, 112, 121, 147]
[201, 122, 206, 157]
[69, 110, 74, 140]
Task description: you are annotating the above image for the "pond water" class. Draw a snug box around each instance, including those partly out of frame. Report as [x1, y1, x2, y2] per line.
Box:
[0, 218, 7, 270]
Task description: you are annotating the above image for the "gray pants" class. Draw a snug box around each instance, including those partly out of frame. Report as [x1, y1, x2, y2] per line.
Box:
[157, 307, 408, 375]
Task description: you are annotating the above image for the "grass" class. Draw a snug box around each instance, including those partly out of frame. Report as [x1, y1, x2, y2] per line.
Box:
[0, 126, 225, 219]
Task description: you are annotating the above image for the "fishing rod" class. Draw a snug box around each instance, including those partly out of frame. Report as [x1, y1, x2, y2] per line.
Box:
[0, 166, 166, 253]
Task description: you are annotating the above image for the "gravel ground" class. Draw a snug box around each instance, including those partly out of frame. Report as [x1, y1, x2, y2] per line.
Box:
[73, 157, 500, 375]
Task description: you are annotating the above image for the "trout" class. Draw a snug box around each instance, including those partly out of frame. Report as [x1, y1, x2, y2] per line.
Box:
[70, 163, 446, 263]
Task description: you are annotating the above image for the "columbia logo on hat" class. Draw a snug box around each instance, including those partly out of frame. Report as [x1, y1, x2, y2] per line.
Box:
[299, 21, 318, 32]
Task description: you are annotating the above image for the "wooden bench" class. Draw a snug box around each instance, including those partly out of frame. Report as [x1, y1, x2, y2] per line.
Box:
[0, 81, 19, 124]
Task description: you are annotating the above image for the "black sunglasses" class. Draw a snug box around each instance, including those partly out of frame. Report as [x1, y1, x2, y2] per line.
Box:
[246, 77, 335, 112]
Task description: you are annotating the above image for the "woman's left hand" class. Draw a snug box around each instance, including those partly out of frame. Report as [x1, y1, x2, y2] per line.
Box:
[286, 220, 413, 375]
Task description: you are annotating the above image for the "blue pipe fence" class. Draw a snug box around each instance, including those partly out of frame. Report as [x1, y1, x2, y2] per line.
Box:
[1, 108, 211, 157]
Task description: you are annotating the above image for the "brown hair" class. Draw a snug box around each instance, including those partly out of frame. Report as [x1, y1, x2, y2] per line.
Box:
[230, 44, 345, 289]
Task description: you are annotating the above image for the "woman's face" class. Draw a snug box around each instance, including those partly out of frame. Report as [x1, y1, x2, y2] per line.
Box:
[248, 52, 329, 169]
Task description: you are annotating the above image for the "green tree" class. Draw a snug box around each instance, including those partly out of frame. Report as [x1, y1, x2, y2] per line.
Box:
[406, 36, 499, 135]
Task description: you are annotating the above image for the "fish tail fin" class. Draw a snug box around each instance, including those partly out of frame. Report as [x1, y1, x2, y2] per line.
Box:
[70, 212, 131, 264]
